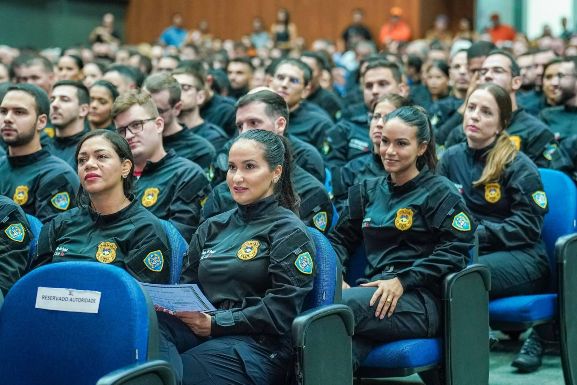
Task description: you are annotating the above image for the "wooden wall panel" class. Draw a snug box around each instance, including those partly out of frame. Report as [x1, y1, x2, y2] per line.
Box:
[125, 0, 475, 48]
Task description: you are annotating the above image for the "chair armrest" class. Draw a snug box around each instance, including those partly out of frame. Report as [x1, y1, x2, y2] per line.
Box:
[96, 360, 176, 385]
[292, 304, 354, 385]
[443, 264, 491, 385]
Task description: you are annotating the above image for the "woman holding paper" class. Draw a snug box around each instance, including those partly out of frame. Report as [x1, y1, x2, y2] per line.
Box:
[158, 129, 316, 385]
[34, 130, 172, 283]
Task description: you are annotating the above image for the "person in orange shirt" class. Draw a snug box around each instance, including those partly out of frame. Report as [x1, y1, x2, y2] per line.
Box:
[379, 7, 412, 49]
[488, 13, 516, 44]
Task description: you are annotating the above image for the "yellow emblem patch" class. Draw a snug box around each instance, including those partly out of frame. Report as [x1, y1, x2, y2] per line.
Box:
[44, 127, 55, 138]
[509, 135, 522, 150]
[394, 208, 413, 231]
[96, 241, 117, 264]
[141, 187, 160, 207]
[13, 185, 29, 205]
[237, 240, 260, 260]
[485, 183, 501, 203]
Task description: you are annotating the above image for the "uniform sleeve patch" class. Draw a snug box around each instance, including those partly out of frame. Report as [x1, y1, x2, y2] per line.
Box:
[4, 223, 26, 242]
[144, 250, 164, 272]
[50, 192, 70, 210]
[294, 252, 314, 275]
[543, 144, 558, 161]
[532, 191, 548, 209]
[451, 212, 472, 232]
[313, 211, 328, 232]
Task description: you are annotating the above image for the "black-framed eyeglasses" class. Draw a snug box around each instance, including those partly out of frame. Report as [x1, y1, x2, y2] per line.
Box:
[117, 118, 156, 137]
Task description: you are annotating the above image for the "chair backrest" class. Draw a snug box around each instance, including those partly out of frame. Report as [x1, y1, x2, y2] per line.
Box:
[25, 213, 43, 260]
[159, 219, 188, 284]
[539, 168, 577, 289]
[304, 227, 338, 309]
[0, 261, 158, 385]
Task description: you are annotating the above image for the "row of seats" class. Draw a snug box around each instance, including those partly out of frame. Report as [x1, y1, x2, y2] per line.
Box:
[2, 169, 575, 384]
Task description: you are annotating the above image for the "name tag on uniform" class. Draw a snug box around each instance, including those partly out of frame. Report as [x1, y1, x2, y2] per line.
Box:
[35, 287, 101, 314]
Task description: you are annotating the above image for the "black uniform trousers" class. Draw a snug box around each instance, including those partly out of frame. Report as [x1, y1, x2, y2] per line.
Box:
[342, 286, 440, 371]
[157, 312, 292, 385]
[478, 249, 549, 299]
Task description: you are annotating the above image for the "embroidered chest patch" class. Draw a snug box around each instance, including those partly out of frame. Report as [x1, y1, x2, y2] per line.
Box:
[394, 208, 413, 231]
[295, 252, 314, 275]
[144, 250, 164, 272]
[484, 183, 501, 203]
[4, 223, 25, 242]
[13, 185, 29, 205]
[452, 212, 472, 232]
[96, 241, 117, 263]
[509, 135, 522, 150]
[141, 187, 160, 207]
[237, 240, 260, 261]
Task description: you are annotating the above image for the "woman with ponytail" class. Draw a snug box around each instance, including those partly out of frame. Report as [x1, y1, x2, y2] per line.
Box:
[438, 83, 550, 372]
[330, 105, 475, 371]
[158, 129, 315, 385]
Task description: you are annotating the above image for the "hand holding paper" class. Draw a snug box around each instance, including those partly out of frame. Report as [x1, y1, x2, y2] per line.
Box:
[176, 311, 212, 336]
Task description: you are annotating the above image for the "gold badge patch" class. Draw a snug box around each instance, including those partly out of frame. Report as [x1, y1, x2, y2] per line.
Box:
[13, 185, 29, 205]
[96, 241, 117, 263]
[141, 187, 159, 207]
[44, 127, 55, 138]
[509, 135, 522, 150]
[485, 183, 501, 203]
[394, 208, 413, 231]
[237, 240, 260, 260]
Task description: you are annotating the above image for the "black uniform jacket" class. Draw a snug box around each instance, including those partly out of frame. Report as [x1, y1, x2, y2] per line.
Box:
[135, 150, 211, 242]
[35, 199, 172, 283]
[539, 105, 577, 141]
[324, 112, 371, 168]
[202, 165, 333, 234]
[49, 125, 90, 169]
[329, 168, 474, 294]
[0, 195, 31, 295]
[0, 149, 80, 223]
[181, 196, 315, 337]
[189, 121, 229, 154]
[200, 94, 237, 137]
[163, 127, 216, 171]
[438, 143, 550, 262]
[287, 101, 332, 152]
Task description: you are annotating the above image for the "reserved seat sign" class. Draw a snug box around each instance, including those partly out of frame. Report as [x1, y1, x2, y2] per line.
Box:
[35, 287, 102, 314]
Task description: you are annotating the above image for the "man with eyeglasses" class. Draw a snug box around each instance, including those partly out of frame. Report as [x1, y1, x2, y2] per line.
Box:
[143, 72, 220, 173]
[112, 90, 211, 242]
[446, 50, 570, 170]
[324, 59, 408, 169]
[540, 57, 577, 141]
[270, 58, 333, 153]
[0, 84, 79, 223]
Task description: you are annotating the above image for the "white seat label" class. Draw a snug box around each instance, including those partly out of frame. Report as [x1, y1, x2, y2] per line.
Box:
[35, 287, 101, 314]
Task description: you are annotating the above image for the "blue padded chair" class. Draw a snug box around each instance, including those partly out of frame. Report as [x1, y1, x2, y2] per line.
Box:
[292, 227, 355, 385]
[25, 213, 43, 261]
[346, 248, 490, 384]
[0, 261, 175, 385]
[489, 169, 577, 330]
[158, 219, 188, 284]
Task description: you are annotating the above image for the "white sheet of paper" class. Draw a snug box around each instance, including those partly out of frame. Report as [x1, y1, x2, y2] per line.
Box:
[140, 283, 216, 313]
[35, 287, 101, 314]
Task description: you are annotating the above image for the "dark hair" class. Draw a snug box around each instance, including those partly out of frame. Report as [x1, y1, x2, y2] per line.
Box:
[362, 59, 404, 84]
[275, 58, 312, 86]
[407, 54, 423, 73]
[90, 79, 119, 101]
[172, 64, 206, 88]
[21, 55, 54, 73]
[228, 57, 255, 71]
[301, 51, 328, 71]
[53, 80, 90, 104]
[469, 83, 512, 136]
[383, 105, 437, 171]
[487, 49, 521, 77]
[143, 72, 181, 107]
[75, 130, 135, 207]
[104, 64, 138, 86]
[542, 57, 565, 78]
[236, 89, 289, 122]
[60, 54, 84, 70]
[467, 41, 496, 61]
[426, 60, 450, 78]
[6, 83, 50, 116]
[373, 93, 411, 112]
[230, 129, 299, 213]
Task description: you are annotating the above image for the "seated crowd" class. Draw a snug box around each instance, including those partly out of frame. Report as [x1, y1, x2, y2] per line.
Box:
[1, 10, 576, 383]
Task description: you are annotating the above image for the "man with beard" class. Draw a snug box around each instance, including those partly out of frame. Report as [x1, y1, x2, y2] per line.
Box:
[0, 84, 79, 223]
[49, 80, 90, 167]
[226, 57, 253, 100]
